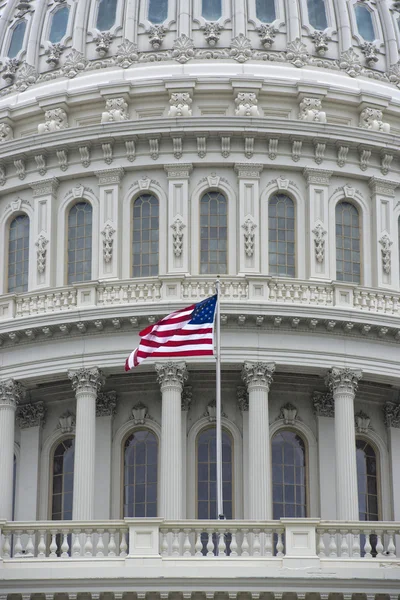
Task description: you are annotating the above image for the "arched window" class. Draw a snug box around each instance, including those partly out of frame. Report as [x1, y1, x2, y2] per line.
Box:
[49, 6, 70, 43]
[268, 194, 295, 277]
[272, 430, 307, 519]
[256, 0, 276, 23]
[202, 0, 222, 20]
[51, 438, 75, 520]
[96, 0, 117, 30]
[335, 202, 361, 283]
[8, 214, 29, 293]
[356, 439, 379, 521]
[148, 0, 168, 23]
[8, 21, 26, 58]
[132, 194, 159, 277]
[197, 428, 233, 519]
[200, 191, 227, 274]
[67, 202, 92, 285]
[307, 0, 328, 30]
[123, 430, 158, 517]
[354, 4, 375, 41]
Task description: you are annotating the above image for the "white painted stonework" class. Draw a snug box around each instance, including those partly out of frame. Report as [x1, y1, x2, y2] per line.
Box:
[0, 0, 400, 598]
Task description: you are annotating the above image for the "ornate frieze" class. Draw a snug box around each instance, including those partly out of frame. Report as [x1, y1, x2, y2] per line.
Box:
[171, 217, 185, 258]
[181, 386, 193, 411]
[101, 223, 116, 263]
[242, 218, 257, 258]
[68, 367, 105, 395]
[325, 367, 362, 396]
[298, 98, 326, 123]
[312, 391, 334, 417]
[16, 401, 46, 429]
[36, 234, 48, 273]
[38, 108, 68, 134]
[235, 92, 259, 117]
[101, 97, 129, 123]
[379, 234, 392, 274]
[168, 92, 192, 117]
[241, 362, 275, 391]
[384, 401, 400, 428]
[156, 362, 188, 390]
[96, 390, 117, 417]
[30, 177, 59, 197]
[0, 379, 26, 408]
[312, 222, 327, 263]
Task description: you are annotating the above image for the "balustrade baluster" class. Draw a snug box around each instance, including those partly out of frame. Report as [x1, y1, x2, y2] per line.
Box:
[72, 530, 81, 557]
[84, 530, 93, 556]
[14, 531, 23, 557]
[328, 530, 337, 557]
[264, 531, 272, 557]
[183, 529, 192, 557]
[230, 530, 238, 557]
[351, 530, 360, 557]
[172, 529, 180, 556]
[387, 531, 396, 558]
[375, 532, 384, 557]
[61, 530, 70, 558]
[96, 530, 105, 557]
[340, 530, 349, 557]
[194, 530, 202, 557]
[217, 530, 226, 557]
[206, 530, 214, 557]
[37, 532, 46, 558]
[25, 530, 35, 557]
[317, 529, 325, 557]
[161, 529, 169, 556]
[276, 530, 284, 557]
[120, 530, 128, 557]
[363, 530, 372, 558]
[49, 531, 58, 558]
[241, 529, 250, 557]
[109, 530, 117, 557]
[3, 533, 11, 558]
[253, 529, 261, 557]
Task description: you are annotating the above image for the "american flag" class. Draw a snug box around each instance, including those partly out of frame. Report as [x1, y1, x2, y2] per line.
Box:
[125, 294, 218, 370]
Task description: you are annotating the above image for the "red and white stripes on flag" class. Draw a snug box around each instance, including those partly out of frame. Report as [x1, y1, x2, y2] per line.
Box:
[125, 294, 218, 371]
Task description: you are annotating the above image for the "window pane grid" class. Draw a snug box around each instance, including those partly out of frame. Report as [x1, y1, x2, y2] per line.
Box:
[268, 194, 295, 277]
[357, 439, 379, 521]
[200, 191, 227, 275]
[132, 194, 159, 278]
[124, 430, 158, 518]
[8, 215, 29, 293]
[67, 202, 92, 285]
[197, 428, 232, 519]
[272, 431, 307, 520]
[52, 439, 75, 521]
[335, 202, 360, 283]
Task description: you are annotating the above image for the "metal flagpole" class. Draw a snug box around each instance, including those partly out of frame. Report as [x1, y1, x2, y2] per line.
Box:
[215, 278, 224, 520]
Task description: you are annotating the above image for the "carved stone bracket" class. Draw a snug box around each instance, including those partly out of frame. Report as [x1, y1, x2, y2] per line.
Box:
[96, 390, 117, 417]
[359, 107, 390, 133]
[312, 391, 334, 417]
[0, 123, 13, 142]
[16, 401, 46, 429]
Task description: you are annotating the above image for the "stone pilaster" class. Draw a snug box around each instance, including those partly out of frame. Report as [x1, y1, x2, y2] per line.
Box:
[30, 178, 59, 290]
[0, 379, 26, 519]
[156, 362, 188, 519]
[68, 367, 105, 520]
[234, 163, 263, 275]
[384, 401, 400, 523]
[303, 169, 332, 281]
[326, 367, 362, 520]
[242, 361, 275, 520]
[95, 168, 124, 280]
[164, 164, 192, 275]
[313, 391, 336, 518]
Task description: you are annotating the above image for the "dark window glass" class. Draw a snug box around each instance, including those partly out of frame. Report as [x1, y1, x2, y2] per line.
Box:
[200, 191, 227, 275]
[307, 0, 328, 30]
[268, 194, 295, 277]
[96, 0, 117, 30]
[335, 202, 360, 283]
[202, 0, 222, 20]
[49, 6, 70, 43]
[8, 21, 26, 58]
[357, 439, 379, 521]
[197, 428, 232, 519]
[124, 430, 158, 517]
[67, 202, 92, 284]
[132, 194, 159, 277]
[148, 0, 168, 23]
[272, 431, 307, 519]
[256, 0, 276, 22]
[355, 5, 375, 41]
[52, 439, 75, 520]
[8, 215, 29, 293]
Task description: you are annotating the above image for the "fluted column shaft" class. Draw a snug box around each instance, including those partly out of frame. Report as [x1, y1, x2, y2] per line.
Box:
[156, 362, 188, 519]
[326, 367, 362, 521]
[68, 368, 104, 521]
[0, 379, 25, 520]
[242, 362, 275, 520]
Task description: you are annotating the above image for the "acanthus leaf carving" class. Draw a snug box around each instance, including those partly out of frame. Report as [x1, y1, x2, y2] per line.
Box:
[339, 48, 361, 78]
[256, 23, 278, 49]
[0, 122, 13, 142]
[168, 92, 192, 117]
[312, 222, 327, 263]
[355, 410, 371, 434]
[286, 38, 309, 68]
[311, 31, 330, 56]
[379, 233, 392, 274]
[101, 223, 116, 263]
[36, 234, 49, 273]
[38, 108, 68, 134]
[384, 401, 400, 429]
[94, 32, 113, 57]
[130, 401, 148, 424]
[62, 49, 86, 79]
[202, 22, 222, 47]
[171, 216, 186, 257]
[57, 410, 75, 433]
[312, 391, 334, 417]
[45, 43, 65, 68]
[148, 25, 167, 50]
[229, 34, 254, 63]
[96, 390, 117, 417]
[16, 401, 46, 429]
[298, 97, 326, 123]
[242, 217, 257, 257]
[172, 34, 195, 63]
[359, 107, 390, 133]
[235, 92, 259, 117]
[101, 97, 129, 123]
[360, 42, 379, 68]
[115, 39, 139, 68]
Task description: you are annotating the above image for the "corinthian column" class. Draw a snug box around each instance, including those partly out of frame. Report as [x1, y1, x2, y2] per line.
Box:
[242, 362, 275, 520]
[156, 362, 188, 519]
[68, 367, 105, 520]
[0, 379, 26, 519]
[326, 367, 362, 521]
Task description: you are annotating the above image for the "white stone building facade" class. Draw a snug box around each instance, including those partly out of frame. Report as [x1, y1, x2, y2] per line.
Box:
[0, 0, 400, 598]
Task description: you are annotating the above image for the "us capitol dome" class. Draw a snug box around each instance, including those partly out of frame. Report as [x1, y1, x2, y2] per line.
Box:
[1, 0, 400, 599]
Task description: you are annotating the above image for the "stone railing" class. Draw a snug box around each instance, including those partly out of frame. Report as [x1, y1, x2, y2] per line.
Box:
[1, 276, 400, 321]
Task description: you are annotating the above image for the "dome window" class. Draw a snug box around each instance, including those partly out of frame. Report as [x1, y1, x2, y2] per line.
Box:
[354, 4, 375, 42]
[148, 0, 168, 23]
[256, 0, 276, 23]
[8, 214, 30, 293]
[268, 194, 295, 278]
[307, 0, 328, 31]
[202, 0, 222, 21]
[96, 0, 117, 31]
[7, 20, 26, 58]
[49, 6, 70, 43]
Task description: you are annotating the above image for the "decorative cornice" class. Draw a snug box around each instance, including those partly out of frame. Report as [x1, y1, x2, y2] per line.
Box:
[241, 361, 275, 391]
[68, 367, 105, 395]
[0, 378, 26, 408]
[368, 177, 399, 197]
[234, 163, 263, 179]
[384, 401, 400, 429]
[30, 178, 60, 197]
[156, 361, 188, 390]
[164, 164, 193, 179]
[94, 168, 125, 185]
[312, 391, 334, 417]
[96, 390, 117, 417]
[303, 168, 333, 185]
[16, 400, 46, 429]
[325, 367, 362, 396]
[181, 386, 193, 411]
[237, 386, 249, 411]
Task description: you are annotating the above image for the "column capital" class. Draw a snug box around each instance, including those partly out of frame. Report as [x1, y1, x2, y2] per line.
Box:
[68, 367, 105, 395]
[96, 390, 117, 417]
[237, 386, 249, 411]
[156, 361, 188, 391]
[325, 367, 362, 396]
[384, 401, 400, 429]
[94, 168, 125, 185]
[368, 176, 398, 197]
[0, 378, 26, 409]
[242, 361, 275, 391]
[312, 391, 334, 417]
[16, 400, 46, 429]
[181, 386, 193, 411]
